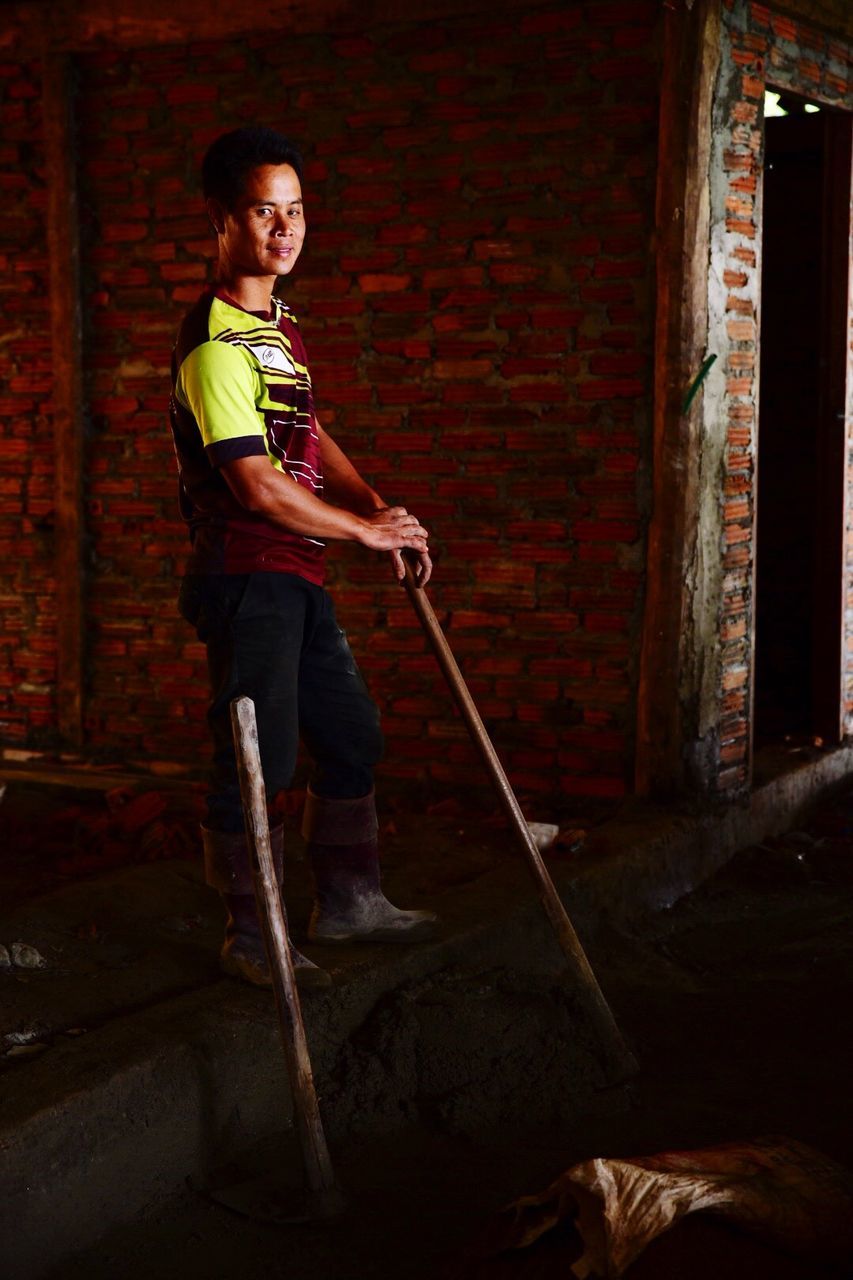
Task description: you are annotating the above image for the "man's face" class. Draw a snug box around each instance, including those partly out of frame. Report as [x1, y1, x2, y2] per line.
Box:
[211, 163, 305, 280]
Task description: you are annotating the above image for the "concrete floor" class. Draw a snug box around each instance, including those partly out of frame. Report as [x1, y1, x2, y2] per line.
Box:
[43, 788, 853, 1278]
[3, 764, 853, 1277]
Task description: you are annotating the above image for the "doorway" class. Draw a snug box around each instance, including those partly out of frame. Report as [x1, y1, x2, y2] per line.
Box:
[753, 94, 852, 748]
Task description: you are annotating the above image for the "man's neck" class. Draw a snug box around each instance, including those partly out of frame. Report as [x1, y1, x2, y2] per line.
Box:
[215, 272, 275, 315]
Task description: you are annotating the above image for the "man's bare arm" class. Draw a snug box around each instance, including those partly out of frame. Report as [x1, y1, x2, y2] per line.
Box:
[317, 423, 384, 515]
[316, 422, 433, 585]
[220, 454, 429, 556]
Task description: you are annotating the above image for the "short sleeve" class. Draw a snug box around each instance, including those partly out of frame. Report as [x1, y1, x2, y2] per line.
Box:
[176, 340, 268, 466]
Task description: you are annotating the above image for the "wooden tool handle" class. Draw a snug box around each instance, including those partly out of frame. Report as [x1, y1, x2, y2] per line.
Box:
[402, 560, 636, 1081]
[230, 696, 338, 1194]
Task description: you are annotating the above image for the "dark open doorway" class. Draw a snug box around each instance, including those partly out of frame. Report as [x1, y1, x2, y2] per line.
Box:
[754, 94, 852, 749]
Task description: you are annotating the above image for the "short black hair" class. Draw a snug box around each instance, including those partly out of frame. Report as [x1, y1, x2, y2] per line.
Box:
[201, 127, 304, 209]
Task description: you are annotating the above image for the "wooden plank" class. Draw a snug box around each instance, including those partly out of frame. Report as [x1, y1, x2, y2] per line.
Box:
[41, 52, 85, 747]
[0, 761, 204, 791]
[634, 0, 721, 796]
[12, 0, 523, 54]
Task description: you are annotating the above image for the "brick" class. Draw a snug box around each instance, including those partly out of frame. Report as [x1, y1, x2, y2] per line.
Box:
[559, 775, 626, 799]
[727, 318, 755, 342]
[171, 285, 202, 303]
[578, 378, 643, 401]
[378, 224, 430, 246]
[160, 262, 206, 282]
[432, 359, 493, 380]
[358, 274, 412, 294]
[424, 267, 485, 290]
[573, 519, 639, 543]
[520, 9, 582, 35]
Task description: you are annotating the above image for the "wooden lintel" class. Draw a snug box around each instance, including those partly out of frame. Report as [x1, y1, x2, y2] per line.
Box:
[634, 0, 721, 797]
[7, 0, 851, 59]
[41, 52, 86, 748]
[7, 0, 516, 55]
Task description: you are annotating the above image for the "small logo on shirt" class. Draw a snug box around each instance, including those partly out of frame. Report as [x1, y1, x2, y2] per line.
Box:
[244, 342, 295, 375]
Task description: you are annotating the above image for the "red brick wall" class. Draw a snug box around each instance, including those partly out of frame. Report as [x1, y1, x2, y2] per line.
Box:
[6, 2, 848, 802]
[0, 56, 57, 746]
[711, 0, 853, 790]
[67, 0, 661, 799]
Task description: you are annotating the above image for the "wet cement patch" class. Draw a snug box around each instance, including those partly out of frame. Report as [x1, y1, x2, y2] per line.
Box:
[320, 963, 607, 1139]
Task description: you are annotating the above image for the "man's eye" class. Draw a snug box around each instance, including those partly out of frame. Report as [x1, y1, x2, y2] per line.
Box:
[257, 207, 272, 215]
[288, 208, 301, 218]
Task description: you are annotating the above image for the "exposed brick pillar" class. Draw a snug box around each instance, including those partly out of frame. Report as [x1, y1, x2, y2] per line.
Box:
[704, 0, 853, 792]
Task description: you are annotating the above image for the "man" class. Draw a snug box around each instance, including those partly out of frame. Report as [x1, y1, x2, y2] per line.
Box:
[169, 126, 435, 991]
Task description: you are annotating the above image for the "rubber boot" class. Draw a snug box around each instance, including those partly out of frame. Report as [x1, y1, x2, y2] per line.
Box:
[302, 790, 437, 944]
[201, 824, 331, 990]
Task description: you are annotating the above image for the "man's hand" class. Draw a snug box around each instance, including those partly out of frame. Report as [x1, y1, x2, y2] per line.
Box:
[357, 507, 432, 586]
[317, 425, 433, 587]
[390, 545, 432, 587]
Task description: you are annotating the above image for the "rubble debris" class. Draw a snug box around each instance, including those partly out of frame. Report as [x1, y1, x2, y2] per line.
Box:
[10, 942, 46, 969]
[6, 784, 209, 879]
[556, 829, 586, 854]
[106, 787, 168, 832]
[427, 798, 465, 818]
[527, 822, 559, 852]
[3, 1026, 51, 1058]
[4, 1028, 46, 1047]
[76, 922, 103, 943]
[0, 944, 10, 968]
[4, 1042, 49, 1059]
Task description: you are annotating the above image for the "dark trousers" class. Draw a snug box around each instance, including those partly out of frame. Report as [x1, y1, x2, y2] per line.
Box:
[179, 572, 383, 833]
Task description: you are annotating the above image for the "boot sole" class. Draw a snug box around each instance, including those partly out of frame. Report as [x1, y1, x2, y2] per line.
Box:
[220, 953, 332, 991]
[310, 919, 437, 946]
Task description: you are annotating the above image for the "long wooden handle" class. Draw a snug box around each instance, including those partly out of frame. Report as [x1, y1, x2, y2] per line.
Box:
[402, 562, 636, 1080]
[230, 696, 338, 1194]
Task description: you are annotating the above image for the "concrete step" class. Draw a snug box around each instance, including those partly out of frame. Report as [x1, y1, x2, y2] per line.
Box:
[2, 744, 852, 1277]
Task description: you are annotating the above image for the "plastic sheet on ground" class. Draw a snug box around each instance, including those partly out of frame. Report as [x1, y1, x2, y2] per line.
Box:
[455, 1137, 853, 1279]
